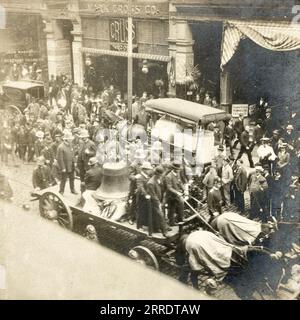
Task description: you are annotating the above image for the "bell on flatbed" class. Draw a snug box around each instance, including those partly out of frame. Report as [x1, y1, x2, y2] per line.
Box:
[94, 161, 129, 200]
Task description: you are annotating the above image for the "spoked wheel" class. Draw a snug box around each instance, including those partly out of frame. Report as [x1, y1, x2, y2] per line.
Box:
[128, 246, 159, 271]
[39, 192, 73, 230]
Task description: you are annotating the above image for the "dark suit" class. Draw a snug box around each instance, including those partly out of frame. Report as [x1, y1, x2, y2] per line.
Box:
[236, 130, 254, 168]
[56, 142, 76, 193]
[147, 175, 167, 234]
[32, 165, 53, 190]
[77, 139, 96, 181]
[233, 166, 248, 213]
[136, 172, 151, 229]
[165, 171, 184, 225]
[233, 118, 244, 148]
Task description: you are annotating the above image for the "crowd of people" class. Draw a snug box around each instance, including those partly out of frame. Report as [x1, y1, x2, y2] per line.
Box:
[0, 75, 299, 230]
[0, 73, 299, 296]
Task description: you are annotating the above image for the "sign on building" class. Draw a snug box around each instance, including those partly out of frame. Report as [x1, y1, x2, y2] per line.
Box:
[232, 104, 249, 117]
[109, 19, 137, 51]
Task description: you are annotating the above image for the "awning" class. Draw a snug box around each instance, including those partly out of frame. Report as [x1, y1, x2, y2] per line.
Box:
[81, 47, 171, 62]
[221, 20, 300, 69]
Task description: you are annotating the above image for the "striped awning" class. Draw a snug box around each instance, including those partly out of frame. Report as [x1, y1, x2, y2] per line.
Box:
[221, 20, 300, 69]
[81, 47, 171, 62]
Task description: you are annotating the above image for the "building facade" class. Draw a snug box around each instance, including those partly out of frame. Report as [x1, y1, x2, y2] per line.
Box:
[1, 0, 300, 109]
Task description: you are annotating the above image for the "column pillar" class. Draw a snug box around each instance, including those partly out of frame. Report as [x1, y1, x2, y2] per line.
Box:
[71, 22, 83, 86]
[44, 20, 57, 78]
[220, 67, 233, 113]
[174, 20, 194, 86]
[167, 17, 177, 97]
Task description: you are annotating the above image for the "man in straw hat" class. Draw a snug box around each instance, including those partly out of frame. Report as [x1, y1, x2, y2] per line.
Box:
[56, 131, 77, 195]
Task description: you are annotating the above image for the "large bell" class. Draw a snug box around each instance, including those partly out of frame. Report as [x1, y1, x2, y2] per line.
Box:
[94, 161, 130, 200]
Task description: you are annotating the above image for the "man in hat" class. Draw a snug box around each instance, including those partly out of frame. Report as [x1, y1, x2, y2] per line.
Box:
[165, 162, 186, 226]
[270, 129, 281, 154]
[233, 114, 245, 149]
[147, 165, 170, 237]
[207, 177, 223, 220]
[214, 145, 226, 177]
[136, 161, 153, 230]
[32, 156, 54, 191]
[284, 125, 296, 148]
[56, 131, 77, 195]
[224, 119, 236, 156]
[277, 143, 291, 185]
[83, 157, 102, 191]
[202, 164, 218, 200]
[236, 126, 254, 168]
[232, 159, 248, 214]
[252, 120, 264, 145]
[77, 129, 96, 181]
[263, 108, 280, 137]
[221, 157, 234, 207]
[34, 131, 45, 158]
[257, 137, 277, 174]
[248, 164, 268, 221]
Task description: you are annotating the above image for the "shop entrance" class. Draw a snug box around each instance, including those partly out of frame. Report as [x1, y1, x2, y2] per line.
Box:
[228, 38, 300, 107]
[87, 55, 168, 98]
[190, 22, 223, 101]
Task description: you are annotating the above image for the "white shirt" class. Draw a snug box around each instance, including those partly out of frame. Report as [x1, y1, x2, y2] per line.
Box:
[257, 144, 277, 161]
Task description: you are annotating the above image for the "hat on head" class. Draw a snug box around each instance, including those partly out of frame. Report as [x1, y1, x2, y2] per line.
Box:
[266, 108, 272, 113]
[141, 162, 153, 170]
[279, 143, 288, 148]
[62, 131, 74, 140]
[36, 69, 42, 73]
[171, 162, 181, 170]
[255, 163, 263, 171]
[154, 165, 164, 175]
[286, 124, 294, 130]
[79, 129, 90, 138]
[218, 145, 224, 151]
[261, 137, 270, 142]
[88, 157, 98, 166]
[272, 129, 280, 135]
[36, 130, 44, 139]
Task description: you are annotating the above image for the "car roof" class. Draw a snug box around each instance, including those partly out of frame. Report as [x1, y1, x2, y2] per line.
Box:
[145, 98, 229, 124]
[2, 80, 43, 90]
